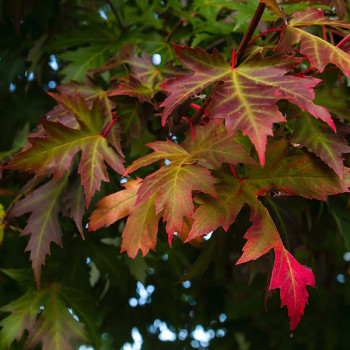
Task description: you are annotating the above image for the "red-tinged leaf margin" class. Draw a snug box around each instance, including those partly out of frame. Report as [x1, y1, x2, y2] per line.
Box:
[276, 25, 350, 76]
[269, 242, 316, 330]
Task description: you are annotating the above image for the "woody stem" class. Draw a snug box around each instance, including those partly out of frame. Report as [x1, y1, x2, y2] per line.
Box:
[235, 3, 266, 66]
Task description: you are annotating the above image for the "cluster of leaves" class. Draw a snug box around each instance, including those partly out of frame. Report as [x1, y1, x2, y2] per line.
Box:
[2, 0, 350, 349]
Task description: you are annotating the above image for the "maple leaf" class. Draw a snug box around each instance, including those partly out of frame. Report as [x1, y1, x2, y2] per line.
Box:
[259, 0, 286, 20]
[109, 74, 155, 104]
[121, 192, 161, 258]
[8, 174, 88, 286]
[269, 242, 315, 330]
[6, 92, 125, 206]
[0, 290, 40, 348]
[137, 163, 216, 234]
[25, 284, 88, 350]
[0, 284, 88, 350]
[126, 120, 253, 174]
[88, 179, 160, 258]
[27, 80, 118, 144]
[8, 176, 69, 286]
[160, 44, 333, 163]
[88, 179, 142, 231]
[186, 139, 350, 328]
[291, 113, 350, 179]
[237, 203, 315, 331]
[124, 121, 253, 235]
[289, 7, 350, 28]
[181, 120, 256, 167]
[276, 15, 350, 75]
[108, 51, 184, 104]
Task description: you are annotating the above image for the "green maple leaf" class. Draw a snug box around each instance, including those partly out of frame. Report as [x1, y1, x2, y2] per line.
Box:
[0, 283, 88, 350]
[0, 290, 41, 348]
[59, 44, 116, 83]
[7, 92, 125, 206]
[25, 285, 88, 350]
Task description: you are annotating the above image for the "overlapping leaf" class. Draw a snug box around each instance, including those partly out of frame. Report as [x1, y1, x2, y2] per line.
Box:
[276, 9, 350, 75]
[138, 163, 216, 235]
[121, 192, 161, 258]
[89, 179, 142, 231]
[160, 44, 332, 163]
[0, 284, 88, 350]
[291, 113, 350, 178]
[290, 7, 350, 28]
[109, 51, 184, 103]
[89, 121, 253, 253]
[126, 120, 253, 172]
[260, 0, 286, 19]
[6, 92, 125, 206]
[125, 121, 255, 235]
[186, 139, 350, 328]
[89, 179, 160, 258]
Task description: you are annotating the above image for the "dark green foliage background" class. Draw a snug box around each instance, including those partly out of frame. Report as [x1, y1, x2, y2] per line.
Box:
[1, 0, 350, 349]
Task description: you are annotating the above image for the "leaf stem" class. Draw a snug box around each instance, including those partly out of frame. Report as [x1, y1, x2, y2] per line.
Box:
[102, 117, 118, 137]
[229, 164, 238, 179]
[231, 48, 236, 69]
[336, 33, 350, 48]
[247, 28, 282, 46]
[235, 3, 266, 66]
[182, 117, 195, 141]
[190, 103, 211, 118]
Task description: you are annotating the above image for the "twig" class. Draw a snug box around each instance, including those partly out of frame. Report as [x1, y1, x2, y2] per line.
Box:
[165, 20, 183, 42]
[235, 3, 266, 66]
[191, 82, 220, 126]
[107, 0, 125, 29]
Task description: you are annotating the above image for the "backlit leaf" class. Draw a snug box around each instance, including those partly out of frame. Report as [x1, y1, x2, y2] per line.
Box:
[160, 45, 332, 163]
[276, 25, 350, 75]
[269, 242, 315, 330]
[7, 93, 125, 206]
[0, 284, 88, 350]
[88, 179, 142, 231]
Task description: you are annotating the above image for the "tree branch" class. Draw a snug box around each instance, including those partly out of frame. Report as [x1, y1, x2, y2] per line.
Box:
[235, 3, 266, 66]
